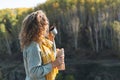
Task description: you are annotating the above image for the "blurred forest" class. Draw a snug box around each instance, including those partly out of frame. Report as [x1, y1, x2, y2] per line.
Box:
[0, 0, 120, 80]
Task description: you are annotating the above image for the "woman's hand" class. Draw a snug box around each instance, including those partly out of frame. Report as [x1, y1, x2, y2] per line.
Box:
[56, 48, 64, 57]
[51, 56, 64, 68]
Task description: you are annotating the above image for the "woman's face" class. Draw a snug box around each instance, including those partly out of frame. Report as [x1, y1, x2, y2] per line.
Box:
[44, 20, 49, 37]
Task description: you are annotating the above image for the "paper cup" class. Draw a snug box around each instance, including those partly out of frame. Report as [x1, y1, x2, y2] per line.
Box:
[57, 48, 65, 70]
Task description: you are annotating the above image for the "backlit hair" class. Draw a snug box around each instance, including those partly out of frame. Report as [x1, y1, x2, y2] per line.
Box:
[19, 10, 49, 50]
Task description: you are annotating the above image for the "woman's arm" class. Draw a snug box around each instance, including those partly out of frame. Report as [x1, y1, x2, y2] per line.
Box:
[27, 42, 52, 79]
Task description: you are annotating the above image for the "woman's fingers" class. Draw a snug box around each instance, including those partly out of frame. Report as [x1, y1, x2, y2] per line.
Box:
[52, 56, 64, 68]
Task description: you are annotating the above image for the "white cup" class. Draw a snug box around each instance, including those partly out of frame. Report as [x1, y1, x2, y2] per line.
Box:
[51, 27, 58, 35]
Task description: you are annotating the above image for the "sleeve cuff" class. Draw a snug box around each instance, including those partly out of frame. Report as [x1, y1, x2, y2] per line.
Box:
[42, 63, 53, 74]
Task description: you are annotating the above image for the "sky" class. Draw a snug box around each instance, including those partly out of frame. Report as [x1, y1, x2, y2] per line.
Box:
[0, 0, 47, 9]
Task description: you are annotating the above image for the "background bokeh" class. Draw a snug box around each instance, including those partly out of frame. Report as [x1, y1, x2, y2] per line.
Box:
[0, 0, 120, 80]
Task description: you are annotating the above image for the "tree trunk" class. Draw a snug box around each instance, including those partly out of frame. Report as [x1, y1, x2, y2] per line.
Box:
[4, 34, 12, 55]
[88, 26, 95, 51]
[95, 24, 99, 53]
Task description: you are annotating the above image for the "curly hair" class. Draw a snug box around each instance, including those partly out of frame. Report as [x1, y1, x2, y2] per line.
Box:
[19, 10, 49, 50]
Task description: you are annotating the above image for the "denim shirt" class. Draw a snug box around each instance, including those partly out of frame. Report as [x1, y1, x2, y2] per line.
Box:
[23, 41, 56, 80]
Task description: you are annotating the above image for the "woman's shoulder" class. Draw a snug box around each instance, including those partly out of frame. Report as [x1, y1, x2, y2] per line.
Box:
[30, 41, 39, 47]
[23, 41, 41, 58]
[24, 41, 41, 52]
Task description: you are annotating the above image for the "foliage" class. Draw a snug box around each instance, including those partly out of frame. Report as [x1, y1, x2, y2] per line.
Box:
[0, 8, 33, 55]
[0, 0, 120, 55]
[34, 0, 120, 52]
[64, 74, 75, 80]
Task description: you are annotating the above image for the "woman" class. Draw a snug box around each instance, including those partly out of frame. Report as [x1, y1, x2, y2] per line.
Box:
[19, 10, 64, 80]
